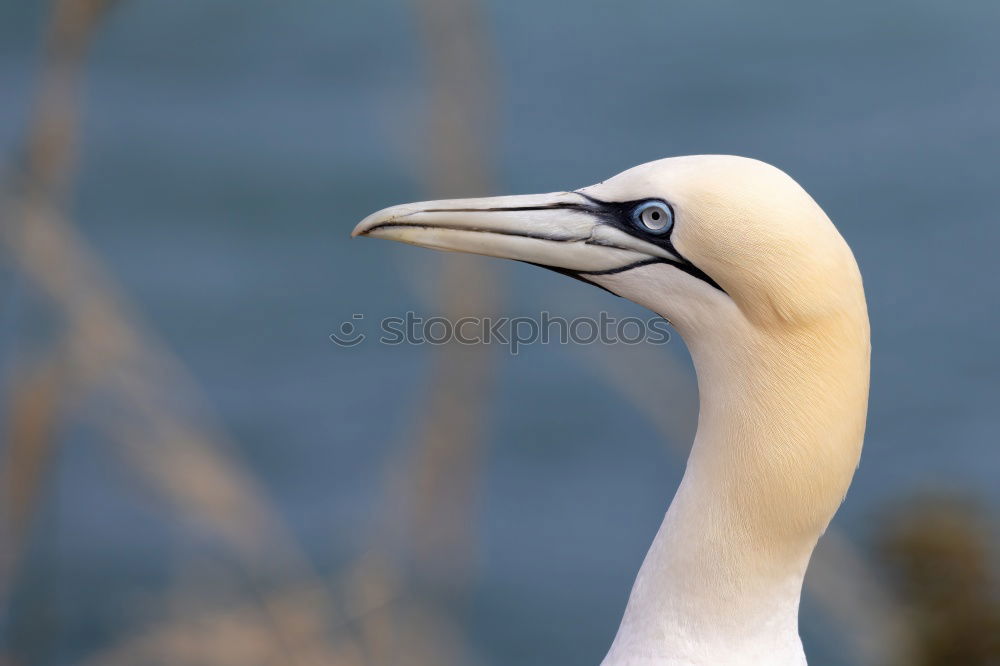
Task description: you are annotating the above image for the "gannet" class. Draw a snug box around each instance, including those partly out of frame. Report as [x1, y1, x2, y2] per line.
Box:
[352, 155, 870, 665]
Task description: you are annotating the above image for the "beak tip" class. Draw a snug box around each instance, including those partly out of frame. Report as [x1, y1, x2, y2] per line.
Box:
[352, 212, 385, 238]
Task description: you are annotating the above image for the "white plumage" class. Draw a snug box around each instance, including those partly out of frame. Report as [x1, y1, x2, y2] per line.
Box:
[354, 155, 870, 665]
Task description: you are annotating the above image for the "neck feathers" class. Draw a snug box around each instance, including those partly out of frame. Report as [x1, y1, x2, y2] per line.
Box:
[604, 301, 870, 666]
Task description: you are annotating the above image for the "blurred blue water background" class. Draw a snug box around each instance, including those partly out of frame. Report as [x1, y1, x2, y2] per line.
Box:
[1, 1, 998, 664]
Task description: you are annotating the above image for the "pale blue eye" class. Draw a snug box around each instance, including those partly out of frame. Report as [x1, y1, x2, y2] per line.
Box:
[633, 201, 673, 233]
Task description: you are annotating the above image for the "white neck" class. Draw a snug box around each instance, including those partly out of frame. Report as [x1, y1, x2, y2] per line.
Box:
[599, 286, 870, 666]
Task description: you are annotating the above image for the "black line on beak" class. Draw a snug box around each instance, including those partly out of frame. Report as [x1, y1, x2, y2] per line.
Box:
[522, 262, 621, 297]
[420, 201, 597, 215]
[361, 221, 588, 244]
[577, 257, 663, 275]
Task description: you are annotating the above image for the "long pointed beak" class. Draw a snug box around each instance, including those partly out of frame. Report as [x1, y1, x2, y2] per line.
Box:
[352, 191, 672, 274]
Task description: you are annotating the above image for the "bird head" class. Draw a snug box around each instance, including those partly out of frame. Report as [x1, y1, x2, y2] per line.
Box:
[353, 155, 865, 338]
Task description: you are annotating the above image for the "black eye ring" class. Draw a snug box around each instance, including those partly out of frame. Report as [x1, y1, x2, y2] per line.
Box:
[632, 201, 673, 234]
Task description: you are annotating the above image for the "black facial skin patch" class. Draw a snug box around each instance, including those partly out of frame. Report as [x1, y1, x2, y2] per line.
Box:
[569, 192, 724, 292]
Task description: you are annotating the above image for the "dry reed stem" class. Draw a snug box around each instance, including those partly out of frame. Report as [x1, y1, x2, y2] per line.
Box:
[1, 0, 354, 661]
[345, 0, 500, 663]
[82, 582, 366, 666]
